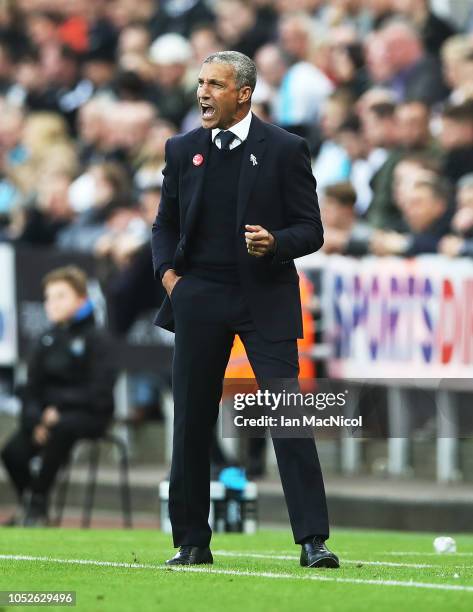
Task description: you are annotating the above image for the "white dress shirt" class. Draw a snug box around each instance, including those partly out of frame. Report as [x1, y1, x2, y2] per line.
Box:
[211, 110, 253, 150]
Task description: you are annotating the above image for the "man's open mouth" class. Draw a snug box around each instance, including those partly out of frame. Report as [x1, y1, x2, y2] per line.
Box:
[200, 103, 216, 119]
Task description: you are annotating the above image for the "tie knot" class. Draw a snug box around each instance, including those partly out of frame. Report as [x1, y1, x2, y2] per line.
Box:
[217, 130, 235, 151]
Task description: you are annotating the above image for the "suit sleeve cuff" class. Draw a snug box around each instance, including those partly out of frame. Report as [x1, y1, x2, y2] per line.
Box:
[268, 230, 292, 264]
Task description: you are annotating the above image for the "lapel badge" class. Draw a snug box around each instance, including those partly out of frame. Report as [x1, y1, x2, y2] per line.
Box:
[193, 153, 204, 166]
[250, 154, 258, 166]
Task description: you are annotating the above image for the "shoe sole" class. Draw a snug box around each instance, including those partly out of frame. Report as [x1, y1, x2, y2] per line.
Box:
[165, 560, 213, 566]
[165, 555, 213, 566]
[306, 556, 340, 569]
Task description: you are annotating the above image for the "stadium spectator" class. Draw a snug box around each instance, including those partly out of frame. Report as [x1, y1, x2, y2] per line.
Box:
[319, 0, 371, 35]
[149, 0, 215, 41]
[189, 24, 224, 67]
[440, 35, 473, 104]
[0, 265, 116, 526]
[13, 167, 75, 246]
[214, 0, 273, 59]
[76, 97, 116, 167]
[439, 173, 473, 258]
[356, 85, 396, 117]
[329, 40, 371, 98]
[439, 101, 473, 184]
[110, 101, 156, 161]
[370, 176, 451, 256]
[57, 160, 132, 253]
[11, 111, 78, 198]
[273, 12, 334, 136]
[312, 89, 354, 189]
[82, 46, 116, 95]
[396, 99, 434, 151]
[33, 44, 93, 133]
[320, 181, 372, 255]
[133, 118, 177, 190]
[366, 99, 440, 229]
[105, 184, 164, 334]
[253, 43, 287, 115]
[362, 101, 398, 151]
[25, 10, 63, 59]
[369, 19, 448, 104]
[148, 33, 195, 129]
[335, 114, 372, 213]
[391, 152, 441, 214]
[364, 30, 393, 85]
[392, 0, 456, 57]
[5, 50, 42, 109]
[118, 22, 152, 58]
[360, 101, 399, 225]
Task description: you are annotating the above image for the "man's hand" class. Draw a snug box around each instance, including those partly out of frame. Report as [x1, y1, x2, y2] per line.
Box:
[33, 424, 49, 446]
[452, 208, 473, 234]
[244, 225, 276, 257]
[439, 235, 464, 257]
[162, 269, 183, 297]
[42, 406, 60, 428]
[370, 230, 408, 256]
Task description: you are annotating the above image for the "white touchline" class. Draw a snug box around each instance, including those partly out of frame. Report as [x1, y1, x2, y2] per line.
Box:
[385, 551, 473, 557]
[214, 550, 471, 570]
[1, 554, 473, 593]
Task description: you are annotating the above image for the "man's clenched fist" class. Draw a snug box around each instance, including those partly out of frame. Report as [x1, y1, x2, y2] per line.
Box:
[244, 224, 276, 257]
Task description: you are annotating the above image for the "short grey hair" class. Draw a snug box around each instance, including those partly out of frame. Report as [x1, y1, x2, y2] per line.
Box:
[203, 51, 257, 91]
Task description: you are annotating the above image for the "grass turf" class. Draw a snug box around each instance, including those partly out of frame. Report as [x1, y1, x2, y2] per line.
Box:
[1, 527, 473, 611]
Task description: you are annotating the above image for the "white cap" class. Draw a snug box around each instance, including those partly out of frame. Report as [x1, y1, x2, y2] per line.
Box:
[149, 33, 192, 65]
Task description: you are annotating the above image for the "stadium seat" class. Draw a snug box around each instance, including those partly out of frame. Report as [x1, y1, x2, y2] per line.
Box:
[50, 433, 132, 529]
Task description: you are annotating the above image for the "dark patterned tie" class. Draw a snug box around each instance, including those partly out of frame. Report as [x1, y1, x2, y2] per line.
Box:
[217, 130, 235, 151]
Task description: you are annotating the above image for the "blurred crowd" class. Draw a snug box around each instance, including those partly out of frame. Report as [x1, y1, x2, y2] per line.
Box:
[0, 0, 472, 284]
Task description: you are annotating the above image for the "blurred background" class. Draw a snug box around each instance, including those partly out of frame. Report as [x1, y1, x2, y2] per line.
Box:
[1, 0, 473, 532]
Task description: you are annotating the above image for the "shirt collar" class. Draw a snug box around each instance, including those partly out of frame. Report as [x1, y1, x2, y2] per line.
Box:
[212, 110, 253, 143]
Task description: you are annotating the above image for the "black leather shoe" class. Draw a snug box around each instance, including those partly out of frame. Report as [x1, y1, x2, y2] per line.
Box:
[300, 536, 340, 568]
[165, 546, 213, 566]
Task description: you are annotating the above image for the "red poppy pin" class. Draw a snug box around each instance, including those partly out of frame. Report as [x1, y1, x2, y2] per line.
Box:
[193, 154, 204, 166]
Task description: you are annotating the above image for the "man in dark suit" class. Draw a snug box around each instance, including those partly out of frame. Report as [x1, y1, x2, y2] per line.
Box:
[151, 51, 339, 568]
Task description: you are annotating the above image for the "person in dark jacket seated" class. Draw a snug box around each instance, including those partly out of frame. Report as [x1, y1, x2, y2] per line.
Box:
[1, 266, 116, 526]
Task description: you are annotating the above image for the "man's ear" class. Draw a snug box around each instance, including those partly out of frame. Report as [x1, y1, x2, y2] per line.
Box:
[238, 86, 252, 105]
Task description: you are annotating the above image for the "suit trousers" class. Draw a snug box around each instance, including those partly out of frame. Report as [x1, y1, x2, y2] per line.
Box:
[168, 273, 329, 547]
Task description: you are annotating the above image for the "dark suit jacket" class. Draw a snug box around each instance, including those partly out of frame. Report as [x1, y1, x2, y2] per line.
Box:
[151, 112, 323, 341]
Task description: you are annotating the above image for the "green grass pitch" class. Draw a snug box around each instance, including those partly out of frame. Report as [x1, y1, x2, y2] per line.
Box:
[1, 528, 473, 611]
